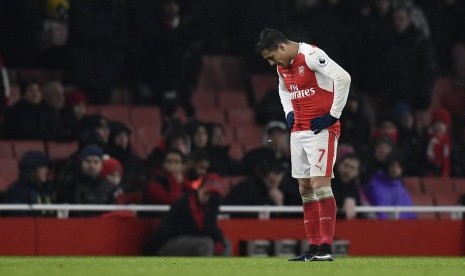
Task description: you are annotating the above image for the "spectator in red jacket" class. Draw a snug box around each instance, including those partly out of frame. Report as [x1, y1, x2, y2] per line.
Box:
[426, 108, 451, 177]
[145, 149, 191, 205]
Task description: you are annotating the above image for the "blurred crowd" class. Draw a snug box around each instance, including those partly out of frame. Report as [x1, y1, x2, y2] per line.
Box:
[0, 0, 465, 220]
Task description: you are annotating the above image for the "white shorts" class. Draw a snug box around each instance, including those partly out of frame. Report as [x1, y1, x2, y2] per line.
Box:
[290, 129, 338, 179]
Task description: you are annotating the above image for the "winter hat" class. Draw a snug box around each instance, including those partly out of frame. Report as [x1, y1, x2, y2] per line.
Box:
[19, 151, 49, 174]
[100, 157, 123, 178]
[80, 144, 104, 159]
[66, 89, 87, 107]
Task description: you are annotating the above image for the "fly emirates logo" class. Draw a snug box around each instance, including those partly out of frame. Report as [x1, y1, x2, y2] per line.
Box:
[289, 84, 315, 99]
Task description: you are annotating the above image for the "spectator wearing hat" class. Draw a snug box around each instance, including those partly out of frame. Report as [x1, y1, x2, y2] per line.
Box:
[58, 145, 117, 214]
[426, 108, 452, 177]
[62, 89, 88, 140]
[4, 79, 64, 140]
[144, 173, 230, 256]
[107, 121, 146, 191]
[5, 151, 54, 217]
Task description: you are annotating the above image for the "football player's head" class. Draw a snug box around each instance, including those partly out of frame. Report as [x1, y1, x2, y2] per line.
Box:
[256, 28, 295, 67]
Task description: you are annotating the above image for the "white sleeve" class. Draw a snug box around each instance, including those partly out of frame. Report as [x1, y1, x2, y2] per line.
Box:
[304, 48, 351, 119]
[277, 68, 293, 117]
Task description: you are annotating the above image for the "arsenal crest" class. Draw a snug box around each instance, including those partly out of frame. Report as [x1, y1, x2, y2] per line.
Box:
[298, 65, 304, 76]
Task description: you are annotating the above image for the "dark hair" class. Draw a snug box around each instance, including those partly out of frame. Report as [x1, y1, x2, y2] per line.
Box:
[164, 148, 185, 162]
[339, 153, 360, 164]
[255, 28, 289, 53]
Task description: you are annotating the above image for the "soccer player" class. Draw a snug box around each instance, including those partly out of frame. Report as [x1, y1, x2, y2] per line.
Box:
[256, 29, 351, 261]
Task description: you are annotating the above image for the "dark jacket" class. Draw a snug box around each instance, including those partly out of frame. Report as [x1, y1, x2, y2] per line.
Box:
[207, 145, 242, 176]
[144, 191, 225, 254]
[331, 174, 364, 219]
[4, 100, 64, 140]
[5, 179, 55, 217]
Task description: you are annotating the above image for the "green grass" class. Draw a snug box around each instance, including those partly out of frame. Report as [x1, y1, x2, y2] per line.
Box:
[0, 257, 464, 276]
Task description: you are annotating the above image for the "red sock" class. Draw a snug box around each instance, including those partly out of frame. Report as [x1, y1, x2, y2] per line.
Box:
[319, 196, 337, 245]
[303, 201, 321, 245]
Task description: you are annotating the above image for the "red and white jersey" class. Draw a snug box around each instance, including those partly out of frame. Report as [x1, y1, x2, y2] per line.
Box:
[277, 43, 351, 134]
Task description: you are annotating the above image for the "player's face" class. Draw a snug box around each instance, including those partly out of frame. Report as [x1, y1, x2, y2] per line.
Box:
[261, 44, 290, 67]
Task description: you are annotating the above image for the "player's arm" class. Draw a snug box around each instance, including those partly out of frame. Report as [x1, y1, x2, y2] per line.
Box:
[305, 47, 351, 133]
[277, 68, 294, 129]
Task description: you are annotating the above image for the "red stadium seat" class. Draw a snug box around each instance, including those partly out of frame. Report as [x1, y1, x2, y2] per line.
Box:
[251, 74, 278, 102]
[134, 126, 160, 154]
[0, 158, 18, 178]
[403, 177, 423, 196]
[197, 55, 246, 91]
[422, 177, 454, 195]
[227, 108, 255, 127]
[0, 175, 17, 192]
[47, 142, 78, 160]
[130, 106, 162, 127]
[12, 141, 46, 160]
[229, 143, 244, 160]
[100, 105, 131, 126]
[0, 141, 14, 159]
[192, 89, 217, 109]
[236, 126, 264, 151]
[196, 107, 226, 124]
[435, 192, 461, 219]
[86, 105, 100, 115]
[453, 178, 465, 194]
[218, 90, 248, 108]
[410, 194, 436, 219]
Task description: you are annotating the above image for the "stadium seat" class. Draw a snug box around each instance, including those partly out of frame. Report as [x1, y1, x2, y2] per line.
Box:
[236, 126, 264, 151]
[226, 108, 255, 127]
[251, 74, 278, 102]
[134, 126, 160, 154]
[196, 107, 226, 124]
[198, 55, 246, 91]
[86, 105, 100, 115]
[0, 158, 18, 177]
[403, 177, 423, 196]
[218, 90, 248, 108]
[192, 89, 217, 109]
[453, 178, 465, 194]
[228, 143, 244, 160]
[410, 194, 436, 219]
[131, 137, 150, 160]
[434, 192, 461, 219]
[12, 141, 46, 160]
[47, 142, 78, 160]
[130, 106, 162, 127]
[422, 177, 454, 195]
[0, 141, 15, 159]
[0, 175, 17, 192]
[100, 105, 131, 126]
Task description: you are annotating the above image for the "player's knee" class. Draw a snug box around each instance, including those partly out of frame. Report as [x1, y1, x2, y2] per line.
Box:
[310, 176, 331, 190]
[298, 178, 312, 193]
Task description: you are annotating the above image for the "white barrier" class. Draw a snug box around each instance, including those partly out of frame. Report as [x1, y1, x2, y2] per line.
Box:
[0, 204, 464, 219]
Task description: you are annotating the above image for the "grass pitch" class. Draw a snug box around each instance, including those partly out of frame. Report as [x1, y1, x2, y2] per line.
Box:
[0, 257, 464, 276]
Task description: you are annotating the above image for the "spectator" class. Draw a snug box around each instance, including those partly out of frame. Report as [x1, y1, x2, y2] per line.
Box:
[107, 121, 146, 190]
[5, 151, 54, 217]
[207, 123, 242, 176]
[4, 79, 64, 140]
[382, 6, 437, 113]
[364, 154, 417, 220]
[189, 122, 209, 152]
[223, 162, 286, 208]
[100, 157, 124, 197]
[76, 114, 110, 147]
[393, 103, 426, 176]
[145, 149, 190, 205]
[451, 127, 465, 177]
[42, 80, 67, 139]
[58, 145, 117, 210]
[62, 89, 88, 139]
[339, 92, 372, 152]
[143, 173, 230, 256]
[332, 154, 363, 220]
[426, 108, 451, 177]
[65, 0, 127, 103]
[0, 55, 10, 109]
[361, 137, 396, 185]
[185, 150, 211, 180]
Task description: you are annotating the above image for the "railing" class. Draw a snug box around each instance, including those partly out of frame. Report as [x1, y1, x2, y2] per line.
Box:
[0, 204, 464, 219]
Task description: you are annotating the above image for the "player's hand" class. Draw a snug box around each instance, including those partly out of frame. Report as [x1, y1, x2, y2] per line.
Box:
[310, 113, 338, 134]
[286, 111, 294, 130]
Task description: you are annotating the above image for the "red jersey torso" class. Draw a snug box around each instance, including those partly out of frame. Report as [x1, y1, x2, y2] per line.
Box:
[277, 52, 340, 135]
